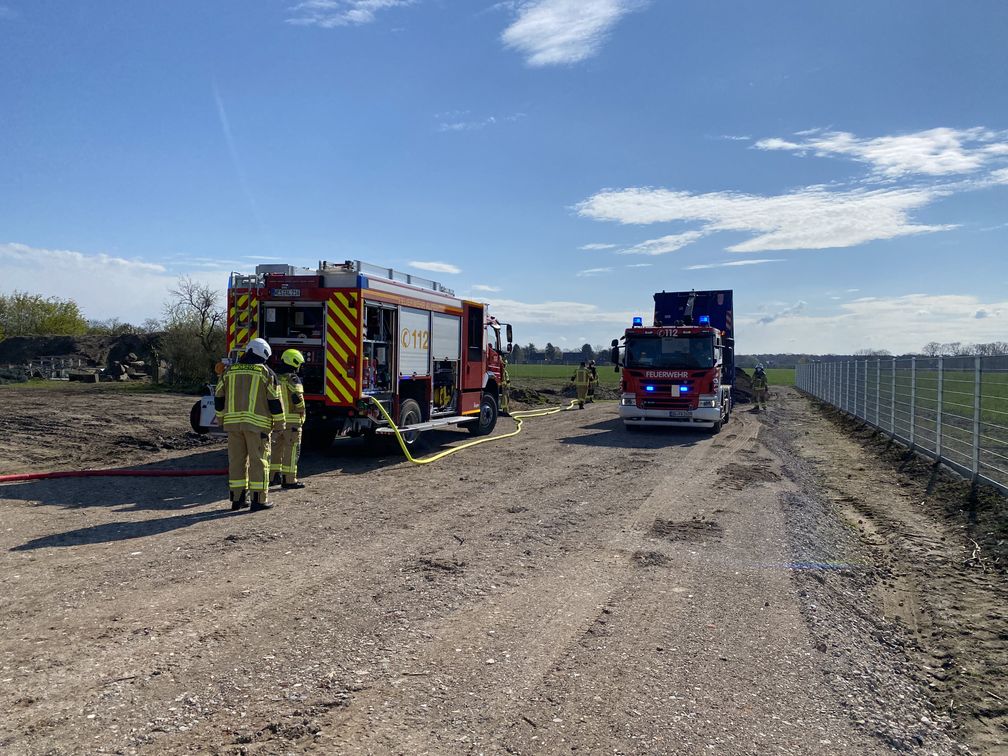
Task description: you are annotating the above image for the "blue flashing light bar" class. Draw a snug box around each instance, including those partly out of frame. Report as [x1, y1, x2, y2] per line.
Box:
[698, 315, 710, 325]
[645, 385, 656, 392]
[632, 316, 643, 327]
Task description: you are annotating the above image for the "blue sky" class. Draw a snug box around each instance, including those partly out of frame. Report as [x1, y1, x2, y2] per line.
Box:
[1, 0, 1006, 354]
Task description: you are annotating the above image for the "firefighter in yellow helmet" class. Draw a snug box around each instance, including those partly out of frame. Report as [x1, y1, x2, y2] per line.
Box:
[571, 361, 590, 409]
[214, 338, 286, 511]
[270, 349, 307, 490]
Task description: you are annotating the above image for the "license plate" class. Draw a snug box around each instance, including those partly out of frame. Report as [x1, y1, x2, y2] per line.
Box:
[670, 384, 681, 394]
[668, 410, 689, 418]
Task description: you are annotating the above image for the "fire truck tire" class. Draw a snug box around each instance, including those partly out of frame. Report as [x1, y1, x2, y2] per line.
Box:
[468, 393, 498, 436]
[398, 399, 424, 448]
[190, 401, 208, 435]
[711, 417, 722, 434]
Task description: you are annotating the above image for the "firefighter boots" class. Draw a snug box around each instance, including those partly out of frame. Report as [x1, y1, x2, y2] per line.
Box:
[230, 490, 249, 511]
[250, 492, 273, 512]
[281, 477, 306, 490]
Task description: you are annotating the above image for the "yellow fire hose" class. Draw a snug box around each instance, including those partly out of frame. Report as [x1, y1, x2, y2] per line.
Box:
[366, 396, 579, 465]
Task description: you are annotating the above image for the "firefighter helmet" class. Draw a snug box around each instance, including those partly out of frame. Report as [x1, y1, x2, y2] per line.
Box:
[281, 348, 305, 369]
[246, 338, 272, 361]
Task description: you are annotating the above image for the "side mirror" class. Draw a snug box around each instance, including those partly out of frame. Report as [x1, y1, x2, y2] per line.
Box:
[610, 346, 620, 366]
[506, 342, 513, 354]
[506, 324, 513, 344]
[610, 339, 618, 348]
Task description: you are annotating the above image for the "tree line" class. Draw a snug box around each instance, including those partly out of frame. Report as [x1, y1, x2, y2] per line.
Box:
[0, 279, 225, 385]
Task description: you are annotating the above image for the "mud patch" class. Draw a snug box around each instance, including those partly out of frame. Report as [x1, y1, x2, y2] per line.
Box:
[718, 462, 781, 489]
[651, 517, 724, 542]
[632, 550, 670, 567]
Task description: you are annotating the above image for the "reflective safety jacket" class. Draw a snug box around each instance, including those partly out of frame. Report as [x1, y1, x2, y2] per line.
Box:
[215, 363, 286, 432]
[571, 367, 590, 387]
[278, 372, 306, 426]
[752, 372, 769, 391]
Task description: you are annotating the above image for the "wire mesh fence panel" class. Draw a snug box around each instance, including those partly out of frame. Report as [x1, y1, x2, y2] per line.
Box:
[913, 357, 940, 455]
[892, 359, 914, 443]
[797, 355, 1007, 494]
[979, 356, 1008, 487]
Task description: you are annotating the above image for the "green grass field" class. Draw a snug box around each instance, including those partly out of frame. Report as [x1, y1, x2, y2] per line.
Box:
[507, 364, 796, 387]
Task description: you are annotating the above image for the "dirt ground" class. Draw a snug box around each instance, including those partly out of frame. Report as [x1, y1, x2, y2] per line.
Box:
[0, 385, 1004, 754]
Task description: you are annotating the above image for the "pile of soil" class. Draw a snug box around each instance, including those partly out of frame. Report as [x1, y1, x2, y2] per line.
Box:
[0, 334, 161, 370]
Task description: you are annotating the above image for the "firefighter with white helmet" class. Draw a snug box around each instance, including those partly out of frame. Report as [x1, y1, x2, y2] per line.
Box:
[752, 363, 769, 412]
[215, 338, 286, 511]
[270, 348, 307, 489]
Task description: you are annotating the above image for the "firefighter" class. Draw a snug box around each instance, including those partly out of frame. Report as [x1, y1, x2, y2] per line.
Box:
[587, 359, 598, 403]
[215, 338, 286, 511]
[571, 361, 590, 409]
[752, 364, 769, 412]
[270, 349, 307, 490]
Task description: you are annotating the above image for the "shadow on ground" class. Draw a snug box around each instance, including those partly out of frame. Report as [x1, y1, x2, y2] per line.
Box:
[558, 416, 707, 449]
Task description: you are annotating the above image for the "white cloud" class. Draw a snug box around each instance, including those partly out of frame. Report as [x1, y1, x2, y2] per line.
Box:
[576, 266, 613, 277]
[437, 113, 524, 133]
[409, 260, 461, 274]
[579, 242, 617, 250]
[684, 258, 784, 270]
[286, 0, 414, 28]
[617, 231, 706, 256]
[741, 294, 1008, 354]
[0, 242, 222, 323]
[625, 263, 652, 268]
[484, 296, 634, 326]
[472, 284, 501, 292]
[757, 300, 806, 325]
[755, 127, 1008, 178]
[578, 184, 952, 253]
[501, 0, 645, 67]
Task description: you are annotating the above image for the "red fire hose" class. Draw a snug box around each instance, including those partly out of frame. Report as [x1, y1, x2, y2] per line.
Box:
[0, 468, 227, 484]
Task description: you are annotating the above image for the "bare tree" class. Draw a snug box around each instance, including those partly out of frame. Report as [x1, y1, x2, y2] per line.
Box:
[161, 277, 226, 384]
[921, 342, 943, 357]
[853, 348, 892, 357]
[164, 277, 225, 356]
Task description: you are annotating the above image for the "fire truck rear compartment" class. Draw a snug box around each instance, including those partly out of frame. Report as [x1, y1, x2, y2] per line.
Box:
[262, 302, 325, 396]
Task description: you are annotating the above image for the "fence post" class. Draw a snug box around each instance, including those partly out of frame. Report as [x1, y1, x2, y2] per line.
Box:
[875, 360, 880, 426]
[890, 358, 896, 438]
[909, 357, 917, 447]
[935, 357, 944, 459]
[846, 361, 851, 413]
[863, 359, 868, 419]
[973, 356, 982, 481]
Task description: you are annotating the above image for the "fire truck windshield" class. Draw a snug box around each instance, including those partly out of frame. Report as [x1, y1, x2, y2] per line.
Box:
[625, 334, 714, 370]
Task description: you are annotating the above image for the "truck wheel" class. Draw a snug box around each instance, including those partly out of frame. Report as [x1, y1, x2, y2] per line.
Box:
[398, 398, 423, 448]
[468, 393, 498, 436]
[710, 418, 722, 434]
[190, 401, 208, 434]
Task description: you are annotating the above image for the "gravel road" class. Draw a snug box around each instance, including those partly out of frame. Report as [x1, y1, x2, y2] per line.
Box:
[0, 386, 998, 754]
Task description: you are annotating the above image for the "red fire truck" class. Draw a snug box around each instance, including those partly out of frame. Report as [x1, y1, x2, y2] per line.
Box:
[194, 260, 513, 448]
[610, 289, 734, 433]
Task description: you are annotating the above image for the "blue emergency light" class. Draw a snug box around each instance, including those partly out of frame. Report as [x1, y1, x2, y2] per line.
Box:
[645, 385, 655, 392]
[679, 385, 689, 393]
[698, 315, 710, 325]
[632, 316, 643, 327]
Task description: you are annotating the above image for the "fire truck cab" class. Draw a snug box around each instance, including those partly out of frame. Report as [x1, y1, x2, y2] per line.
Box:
[198, 260, 512, 448]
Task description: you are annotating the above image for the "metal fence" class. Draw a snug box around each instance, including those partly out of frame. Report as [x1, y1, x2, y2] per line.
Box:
[795, 357, 1008, 495]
